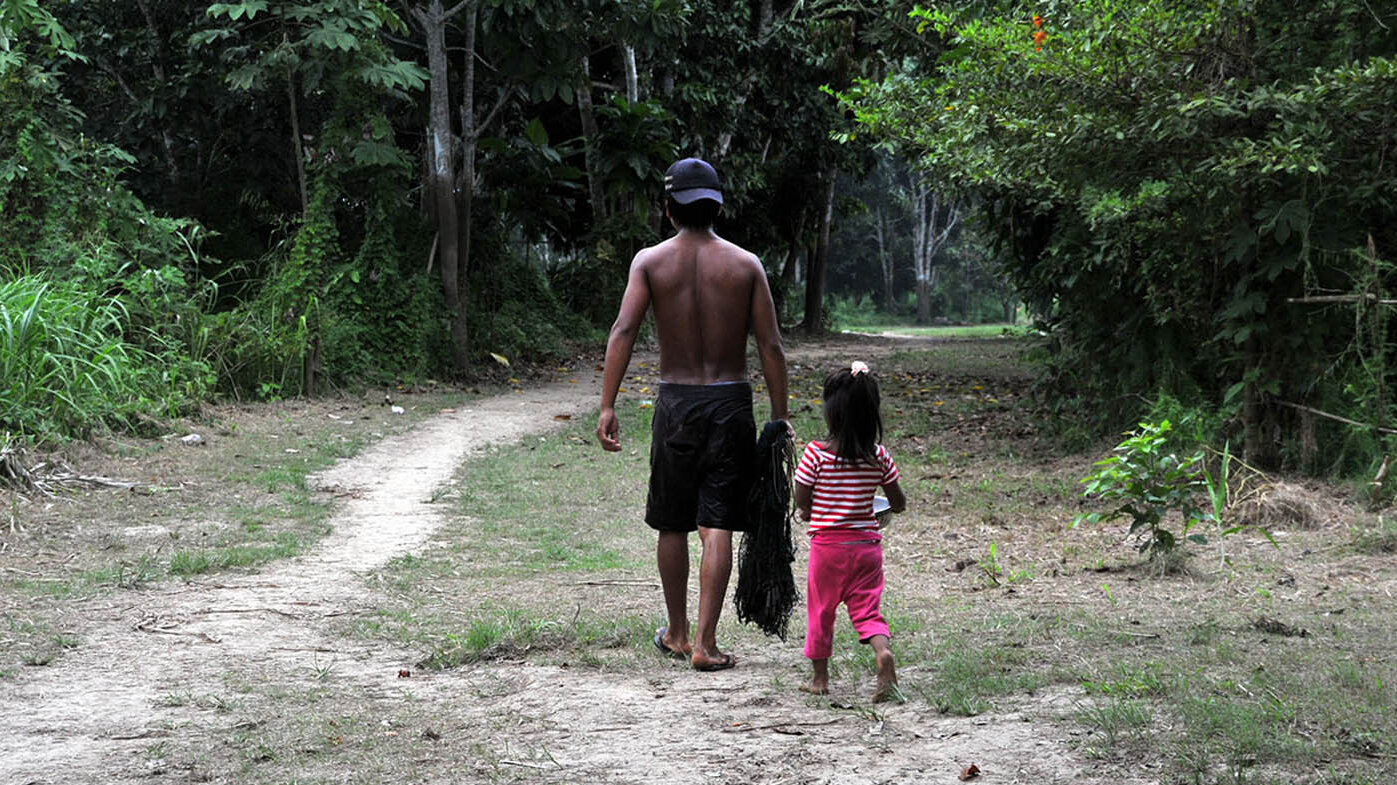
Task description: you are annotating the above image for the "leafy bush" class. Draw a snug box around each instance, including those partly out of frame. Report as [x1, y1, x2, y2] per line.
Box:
[1072, 420, 1210, 556]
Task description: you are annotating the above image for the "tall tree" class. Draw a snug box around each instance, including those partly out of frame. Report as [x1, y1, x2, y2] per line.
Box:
[909, 179, 959, 324]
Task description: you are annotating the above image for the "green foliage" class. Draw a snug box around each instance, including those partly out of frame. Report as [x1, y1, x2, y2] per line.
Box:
[216, 163, 448, 393]
[0, 275, 164, 439]
[1072, 420, 1210, 556]
[838, 0, 1397, 473]
[474, 245, 598, 363]
[1, 45, 216, 438]
[194, 0, 426, 94]
[0, 0, 83, 70]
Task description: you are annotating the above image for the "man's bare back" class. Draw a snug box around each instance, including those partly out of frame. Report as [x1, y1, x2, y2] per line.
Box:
[597, 227, 787, 449]
[642, 231, 769, 386]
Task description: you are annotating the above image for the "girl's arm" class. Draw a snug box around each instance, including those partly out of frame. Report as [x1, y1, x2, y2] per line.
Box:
[794, 483, 813, 521]
[883, 479, 907, 513]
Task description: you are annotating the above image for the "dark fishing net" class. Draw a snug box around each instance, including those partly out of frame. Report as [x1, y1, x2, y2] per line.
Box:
[735, 420, 800, 639]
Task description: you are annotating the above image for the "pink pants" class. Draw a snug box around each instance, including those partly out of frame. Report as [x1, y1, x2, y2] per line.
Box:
[804, 530, 890, 660]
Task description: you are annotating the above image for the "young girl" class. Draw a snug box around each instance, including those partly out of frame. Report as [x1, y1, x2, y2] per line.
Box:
[793, 361, 907, 701]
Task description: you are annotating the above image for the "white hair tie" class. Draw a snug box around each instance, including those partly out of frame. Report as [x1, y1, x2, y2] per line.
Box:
[850, 361, 870, 376]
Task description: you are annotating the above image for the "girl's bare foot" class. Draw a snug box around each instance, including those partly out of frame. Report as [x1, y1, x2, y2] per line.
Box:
[803, 658, 830, 695]
[872, 647, 901, 703]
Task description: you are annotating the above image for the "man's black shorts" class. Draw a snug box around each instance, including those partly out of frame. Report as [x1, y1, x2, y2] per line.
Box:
[646, 382, 756, 533]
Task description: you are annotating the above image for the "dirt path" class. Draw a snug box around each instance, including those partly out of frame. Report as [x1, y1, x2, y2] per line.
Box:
[0, 339, 1141, 785]
[0, 381, 596, 783]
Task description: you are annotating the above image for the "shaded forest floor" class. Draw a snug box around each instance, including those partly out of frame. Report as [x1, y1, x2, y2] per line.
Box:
[2, 334, 1394, 785]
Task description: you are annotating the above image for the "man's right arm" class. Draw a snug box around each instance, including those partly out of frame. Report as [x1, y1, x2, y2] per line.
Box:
[748, 258, 788, 422]
[597, 254, 652, 452]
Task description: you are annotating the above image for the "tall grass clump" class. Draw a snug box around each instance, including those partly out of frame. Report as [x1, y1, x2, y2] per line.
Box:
[0, 274, 151, 439]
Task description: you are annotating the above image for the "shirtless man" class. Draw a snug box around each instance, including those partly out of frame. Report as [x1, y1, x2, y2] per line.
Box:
[596, 157, 789, 672]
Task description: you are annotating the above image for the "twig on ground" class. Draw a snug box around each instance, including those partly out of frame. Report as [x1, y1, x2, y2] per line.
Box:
[193, 607, 306, 619]
[135, 623, 221, 644]
[499, 760, 553, 770]
[108, 729, 170, 741]
[724, 719, 842, 733]
[574, 580, 660, 587]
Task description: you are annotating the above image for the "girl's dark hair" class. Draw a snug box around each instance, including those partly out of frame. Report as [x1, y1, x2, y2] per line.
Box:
[822, 367, 883, 465]
[666, 196, 720, 230]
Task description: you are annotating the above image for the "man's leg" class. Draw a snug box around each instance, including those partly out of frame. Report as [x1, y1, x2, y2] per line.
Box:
[656, 530, 691, 655]
[691, 525, 734, 669]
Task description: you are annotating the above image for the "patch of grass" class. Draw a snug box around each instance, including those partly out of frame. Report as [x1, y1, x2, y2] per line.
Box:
[902, 633, 1041, 716]
[22, 650, 55, 666]
[417, 608, 655, 670]
[1350, 515, 1397, 554]
[1080, 660, 1181, 698]
[1074, 697, 1153, 756]
[169, 532, 304, 577]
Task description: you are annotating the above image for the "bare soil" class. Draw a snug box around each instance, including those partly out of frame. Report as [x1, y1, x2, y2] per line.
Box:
[0, 335, 1388, 785]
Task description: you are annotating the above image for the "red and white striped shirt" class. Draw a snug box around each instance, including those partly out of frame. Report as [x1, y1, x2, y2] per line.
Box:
[794, 441, 899, 534]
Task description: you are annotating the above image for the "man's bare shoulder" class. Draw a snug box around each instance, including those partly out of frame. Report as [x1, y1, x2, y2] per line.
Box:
[709, 236, 762, 271]
[631, 236, 681, 269]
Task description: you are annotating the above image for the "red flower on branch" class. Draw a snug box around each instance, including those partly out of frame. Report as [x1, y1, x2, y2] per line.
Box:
[1033, 29, 1047, 51]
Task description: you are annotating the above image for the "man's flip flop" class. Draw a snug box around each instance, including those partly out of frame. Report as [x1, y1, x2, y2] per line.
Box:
[692, 653, 736, 672]
[652, 627, 686, 660]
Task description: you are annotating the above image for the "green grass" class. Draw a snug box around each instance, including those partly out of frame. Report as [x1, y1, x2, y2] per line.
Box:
[168, 531, 307, 576]
[416, 609, 657, 670]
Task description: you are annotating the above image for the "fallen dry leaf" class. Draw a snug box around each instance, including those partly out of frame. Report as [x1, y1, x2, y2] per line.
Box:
[553, 414, 572, 421]
[397, 669, 411, 678]
[959, 763, 980, 781]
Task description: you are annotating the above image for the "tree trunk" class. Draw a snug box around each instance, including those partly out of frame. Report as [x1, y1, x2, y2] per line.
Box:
[916, 280, 932, 323]
[622, 45, 638, 103]
[910, 178, 961, 324]
[134, 0, 181, 194]
[802, 170, 836, 335]
[577, 53, 606, 223]
[875, 206, 894, 312]
[773, 207, 807, 320]
[417, 0, 469, 372]
[1242, 336, 1262, 465]
[287, 67, 307, 215]
[457, 2, 479, 283]
[912, 185, 933, 323]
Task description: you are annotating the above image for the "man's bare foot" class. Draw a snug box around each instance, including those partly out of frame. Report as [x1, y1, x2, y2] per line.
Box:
[872, 648, 901, 703]
[800, 681, 829, 695]
[653, 627, 691, 659]
[690, 648, 736, 671]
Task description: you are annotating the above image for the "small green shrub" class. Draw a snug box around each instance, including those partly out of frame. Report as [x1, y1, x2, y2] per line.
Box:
[1072, 420, 1210, 555]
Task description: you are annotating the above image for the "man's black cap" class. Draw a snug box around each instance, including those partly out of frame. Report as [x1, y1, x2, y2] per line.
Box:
[664, 158, 723, 205]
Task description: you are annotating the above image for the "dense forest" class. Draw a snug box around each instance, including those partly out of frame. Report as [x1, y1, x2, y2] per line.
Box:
[2, 0, 1395, 478]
